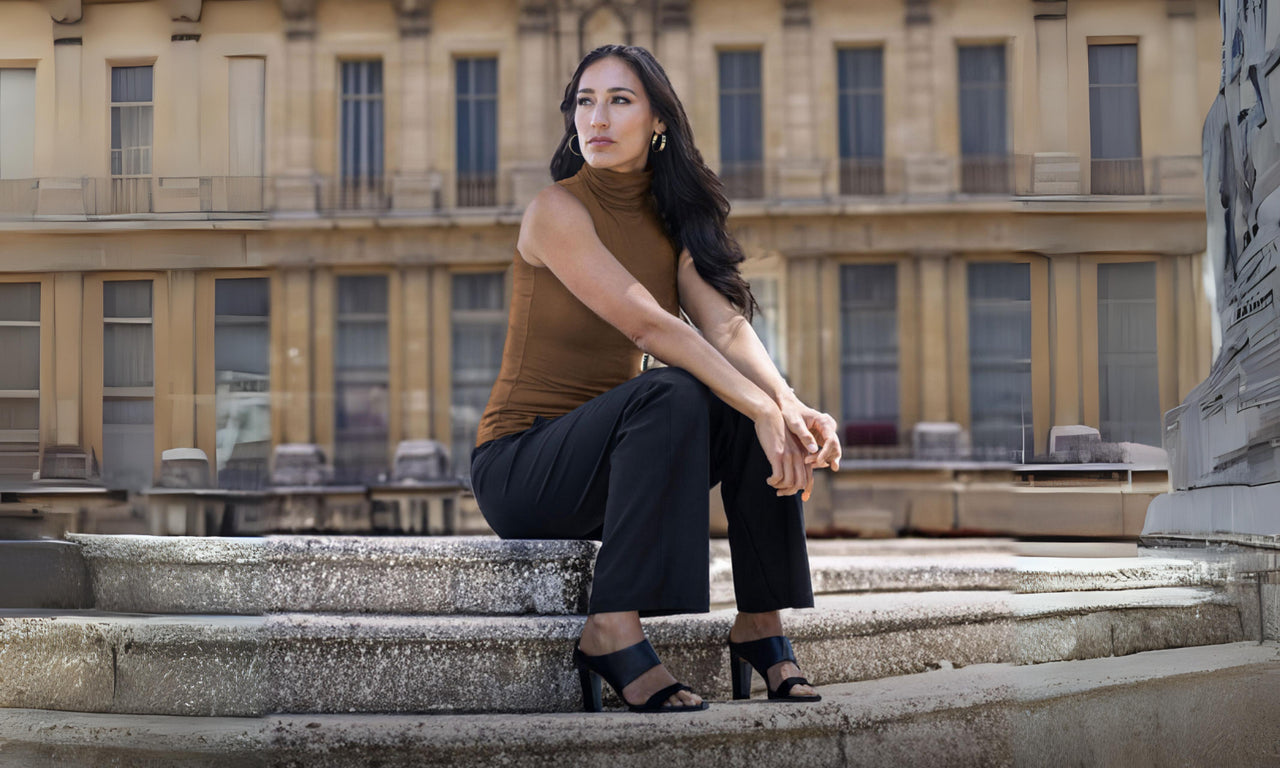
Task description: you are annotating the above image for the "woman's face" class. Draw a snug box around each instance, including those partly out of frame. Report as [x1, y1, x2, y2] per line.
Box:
[574, 56, 666, 174]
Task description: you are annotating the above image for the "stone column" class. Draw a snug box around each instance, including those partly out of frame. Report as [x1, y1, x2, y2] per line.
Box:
[917, 254, 950, 421]
[158, 0, 203, 212]
[1164, 0, 1203, 194]
[776, 0, 825, 200]
[1032, 0, 1079, 193]
[902, 0, 948, 197]
[656, 1, 692, 111]
[393, 0, 435, 211]
[46, 5, 84, 215]
[274, 0, 318, 213]
[511, 0, 554, 207]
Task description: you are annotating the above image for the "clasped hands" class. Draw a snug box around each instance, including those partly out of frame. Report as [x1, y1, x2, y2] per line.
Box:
[761, 395, 842, 502]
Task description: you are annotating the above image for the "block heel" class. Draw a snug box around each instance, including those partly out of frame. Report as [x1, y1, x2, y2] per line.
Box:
[730, 655, 754, 700]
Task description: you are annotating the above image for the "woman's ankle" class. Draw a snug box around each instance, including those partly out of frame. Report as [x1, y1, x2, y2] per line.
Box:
[579, 611, 644, 653]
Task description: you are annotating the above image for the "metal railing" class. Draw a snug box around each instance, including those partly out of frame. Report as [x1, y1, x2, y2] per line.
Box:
[960, 154, 1014, 195]
[456, 173, 498, 208]
[720, 162, 765, 200]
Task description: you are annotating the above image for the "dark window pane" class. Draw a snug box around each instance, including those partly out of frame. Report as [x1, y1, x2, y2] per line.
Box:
[1098, 262, 1160, 445]
[840, 264, 899, 444]
[451, 272, 506, 477]
[968, 262, 1032, 461]
[103, 280, 152, 318]
[0, 282, 39, 322]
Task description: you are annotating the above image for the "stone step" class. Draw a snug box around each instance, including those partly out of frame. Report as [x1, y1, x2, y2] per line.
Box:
[3, 642, 1276, 767]
[68, 534, 1227, 616]
[0, 586, 1241, 716]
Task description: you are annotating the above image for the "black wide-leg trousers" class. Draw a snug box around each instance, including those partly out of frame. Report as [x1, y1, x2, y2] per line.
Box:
[469, 366, 815, 617]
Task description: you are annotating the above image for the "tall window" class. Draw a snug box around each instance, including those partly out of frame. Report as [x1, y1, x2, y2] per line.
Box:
[1089, 44, 1143, 194]
[837, 48, 885, 196]
[840, 265, 899, 447]
[451, 272, 507, 477]
[456, 57, 498, 207]
[967, 263, 1032, 461]
[339, 60, 385, 210]
[110, 66, 154, 214]
[227, 57, 266, 211]
[335, 275, 390, 483]
[718, 50, 764, 199]
[0, 283, 40, 485]
[1098, 262, 1160, 445]
[215, 278, 271, 489]
[102, 280, 154, 490]
[748, 276, 785, 375]
[957, 45, 1009, 194]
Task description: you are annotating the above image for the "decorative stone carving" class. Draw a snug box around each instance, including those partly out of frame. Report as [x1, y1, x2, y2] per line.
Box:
[1146, 0, 1280, 539]
[783, 0, 810, 28]
[657, 0, 689, 31]
[45, 0, 81, 24]
[394, 0, 432, 37]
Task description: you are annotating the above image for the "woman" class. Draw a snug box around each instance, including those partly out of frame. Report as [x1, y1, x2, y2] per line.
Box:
[469, 44, 841, 713]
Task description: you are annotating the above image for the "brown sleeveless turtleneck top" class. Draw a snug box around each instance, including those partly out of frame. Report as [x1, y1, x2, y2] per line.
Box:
[474, 161, 681, 447]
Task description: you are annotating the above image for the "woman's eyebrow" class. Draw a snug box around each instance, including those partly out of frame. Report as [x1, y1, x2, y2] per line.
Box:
[576, 87, 638, 96]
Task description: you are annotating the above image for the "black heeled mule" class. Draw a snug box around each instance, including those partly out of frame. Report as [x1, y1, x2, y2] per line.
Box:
[572, 637, 709, 713]
[728, 635, 822, 702]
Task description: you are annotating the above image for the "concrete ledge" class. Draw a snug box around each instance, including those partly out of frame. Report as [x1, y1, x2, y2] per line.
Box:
[2, 643, 1276, 767]
[0, 587, 1241, 716]
[67, 534, 598, 616]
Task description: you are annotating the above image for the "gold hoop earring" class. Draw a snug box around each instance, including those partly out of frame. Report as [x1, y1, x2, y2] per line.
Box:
[568, 134, 583, 157]
[650, 132, 667, 152]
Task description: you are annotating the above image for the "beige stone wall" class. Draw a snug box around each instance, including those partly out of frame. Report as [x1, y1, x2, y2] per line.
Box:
[0, 0, 1222, 530]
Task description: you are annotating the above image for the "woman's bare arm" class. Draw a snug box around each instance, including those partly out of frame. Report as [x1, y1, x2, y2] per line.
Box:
[518, 184, 815, 494]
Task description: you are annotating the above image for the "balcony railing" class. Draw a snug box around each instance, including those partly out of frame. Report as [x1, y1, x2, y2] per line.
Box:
[0, 156, 1208, 221]
[720, 162, 765, 200]
[1090, 157, 1145, 195]
[457, 173, 498, 208]
[960, 154, 1014, 195]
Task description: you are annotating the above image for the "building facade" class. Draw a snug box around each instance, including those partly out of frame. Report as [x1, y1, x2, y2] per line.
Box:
[0, 0, 1219, 531]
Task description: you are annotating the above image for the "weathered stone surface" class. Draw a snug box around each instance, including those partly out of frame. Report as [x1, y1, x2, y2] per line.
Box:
[2, 643, 1276, 768]
[68, 534, 598, 616]
[0, 587, 1241, 716]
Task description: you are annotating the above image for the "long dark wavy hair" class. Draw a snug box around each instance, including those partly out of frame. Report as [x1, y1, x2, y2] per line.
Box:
[549, 44, 759, 321]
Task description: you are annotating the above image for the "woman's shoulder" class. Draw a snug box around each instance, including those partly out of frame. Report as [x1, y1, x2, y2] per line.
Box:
[517, 182, 595, 268]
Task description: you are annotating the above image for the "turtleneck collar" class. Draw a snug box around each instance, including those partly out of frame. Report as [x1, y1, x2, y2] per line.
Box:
[576, 160, 654, 212]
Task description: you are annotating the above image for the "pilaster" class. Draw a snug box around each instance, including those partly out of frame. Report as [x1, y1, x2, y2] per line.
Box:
[46, 20, 85, 214]
[777, 0, 825, 200]
[275, 0, 318, 213]
[156, 1, 203, 212]
[902, 0, 949, 197]
[511, 0, 554, 207]
[656, 1, 692, 115]
[393, 0, 437, 211]
[1032, 0, 1080, 193]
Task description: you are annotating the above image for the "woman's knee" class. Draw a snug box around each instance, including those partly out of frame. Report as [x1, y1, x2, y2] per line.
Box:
[637, 366, 713, 417]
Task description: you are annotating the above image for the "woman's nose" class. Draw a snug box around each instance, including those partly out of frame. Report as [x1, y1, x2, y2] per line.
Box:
[591, 106, 608, 128]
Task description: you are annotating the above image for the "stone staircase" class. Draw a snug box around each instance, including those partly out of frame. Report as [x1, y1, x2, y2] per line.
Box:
[0, 534, 1244, 714]
[0, 533, 1272, 765]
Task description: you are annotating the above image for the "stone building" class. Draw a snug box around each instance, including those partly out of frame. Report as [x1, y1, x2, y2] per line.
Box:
[0, 0, 1221, 533]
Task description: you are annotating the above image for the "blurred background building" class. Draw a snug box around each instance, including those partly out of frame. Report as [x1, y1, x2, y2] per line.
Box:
[0, 0, 1221, 536]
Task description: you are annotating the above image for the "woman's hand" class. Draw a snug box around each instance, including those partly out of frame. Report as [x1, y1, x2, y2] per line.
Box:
[752, 405, 816, 500]
[776, 395, 842, 502]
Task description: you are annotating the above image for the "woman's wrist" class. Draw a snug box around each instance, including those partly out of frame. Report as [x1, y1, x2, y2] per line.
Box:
[773, 384, 802, 408]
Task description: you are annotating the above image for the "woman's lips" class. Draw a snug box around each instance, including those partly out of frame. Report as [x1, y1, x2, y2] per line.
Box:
[588, 138, 614, 146]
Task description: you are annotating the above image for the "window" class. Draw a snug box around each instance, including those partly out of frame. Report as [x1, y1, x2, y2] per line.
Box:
[451, 272, 506, 477]
[455, 57, 498, 207]
[338, 60, 386, 210]
[228, 58, 266, 211]
[0, 69, 36, 180]
[718, 50, 764, 199]
[102, 280, 154, 490]
[748, 276, 785, 375]
[110, 66, 153, 214]
[957, 45, 1010, 194]
[840, 265, 899, 446]
[967, 263, 1032, 461]
[1089, 44, 1143, 194]
[215, 278, 271, 489]
[335, 275, 390, 484]
[1098, 262, 1159, 445]
[0, 283, 40, 485]
[837, 48, 885, 195]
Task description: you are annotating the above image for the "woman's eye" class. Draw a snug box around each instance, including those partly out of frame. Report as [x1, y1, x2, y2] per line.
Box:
[577, 97, 591, 106]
